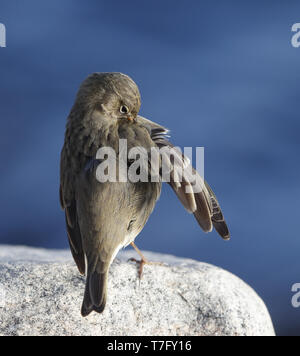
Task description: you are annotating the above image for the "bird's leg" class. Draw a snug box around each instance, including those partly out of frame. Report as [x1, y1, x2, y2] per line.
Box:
[128, 242, 165, 279]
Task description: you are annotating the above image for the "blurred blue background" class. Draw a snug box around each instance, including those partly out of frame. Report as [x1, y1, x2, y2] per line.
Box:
[0, 0, 299, 335]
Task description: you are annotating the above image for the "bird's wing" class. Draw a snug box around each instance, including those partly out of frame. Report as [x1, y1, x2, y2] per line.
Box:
[204, 181, 230, 239]
[60, 150, 86, 275]
[136, 115, 230, 240]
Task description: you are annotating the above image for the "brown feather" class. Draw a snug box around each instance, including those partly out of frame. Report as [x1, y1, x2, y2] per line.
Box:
[204, 182, 230, 240]
[137, 115, 229, 239]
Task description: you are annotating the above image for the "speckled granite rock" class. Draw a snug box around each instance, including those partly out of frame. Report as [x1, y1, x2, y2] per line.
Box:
[0, 245, 275, 336]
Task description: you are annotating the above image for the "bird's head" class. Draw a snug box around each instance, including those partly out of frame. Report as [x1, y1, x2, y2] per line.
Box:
[73, 72, 141, 125]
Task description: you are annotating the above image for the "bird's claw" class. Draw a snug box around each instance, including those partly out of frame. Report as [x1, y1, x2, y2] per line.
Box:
[128, 257, 166, 280]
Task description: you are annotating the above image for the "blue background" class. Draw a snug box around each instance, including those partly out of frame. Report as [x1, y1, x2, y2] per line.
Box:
[0, 0, 299, 335]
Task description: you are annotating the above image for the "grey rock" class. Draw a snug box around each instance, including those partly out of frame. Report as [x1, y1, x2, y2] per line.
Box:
[0, 245, 275, 336]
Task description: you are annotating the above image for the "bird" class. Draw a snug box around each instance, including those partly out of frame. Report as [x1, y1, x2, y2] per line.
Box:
[60, 72, 229, 317]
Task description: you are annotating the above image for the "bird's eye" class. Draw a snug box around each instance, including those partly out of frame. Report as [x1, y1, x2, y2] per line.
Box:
[120, 105, 129, 114]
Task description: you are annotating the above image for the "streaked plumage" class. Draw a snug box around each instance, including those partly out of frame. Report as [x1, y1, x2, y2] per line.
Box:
[60, 72, 229, 316]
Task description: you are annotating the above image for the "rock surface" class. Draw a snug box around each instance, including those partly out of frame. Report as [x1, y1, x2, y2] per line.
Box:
[0, 245, 275, 336]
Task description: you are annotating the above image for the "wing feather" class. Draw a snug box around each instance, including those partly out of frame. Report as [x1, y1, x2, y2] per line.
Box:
[60, 175, 86, 275]
[137, 115, 229, 239]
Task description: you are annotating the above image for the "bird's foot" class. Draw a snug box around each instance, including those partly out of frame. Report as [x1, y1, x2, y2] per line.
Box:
[128, 257, 165, 279]
[128, 242, 166, 279]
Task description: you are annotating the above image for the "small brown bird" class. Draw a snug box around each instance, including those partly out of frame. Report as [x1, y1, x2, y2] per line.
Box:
[60, 72, 229, 317]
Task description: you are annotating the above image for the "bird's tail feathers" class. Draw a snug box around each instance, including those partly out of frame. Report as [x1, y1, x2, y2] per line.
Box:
[81, 258, 108, 317]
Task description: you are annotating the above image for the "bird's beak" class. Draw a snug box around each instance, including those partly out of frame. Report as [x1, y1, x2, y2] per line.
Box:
[127, 116, 135, 122]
